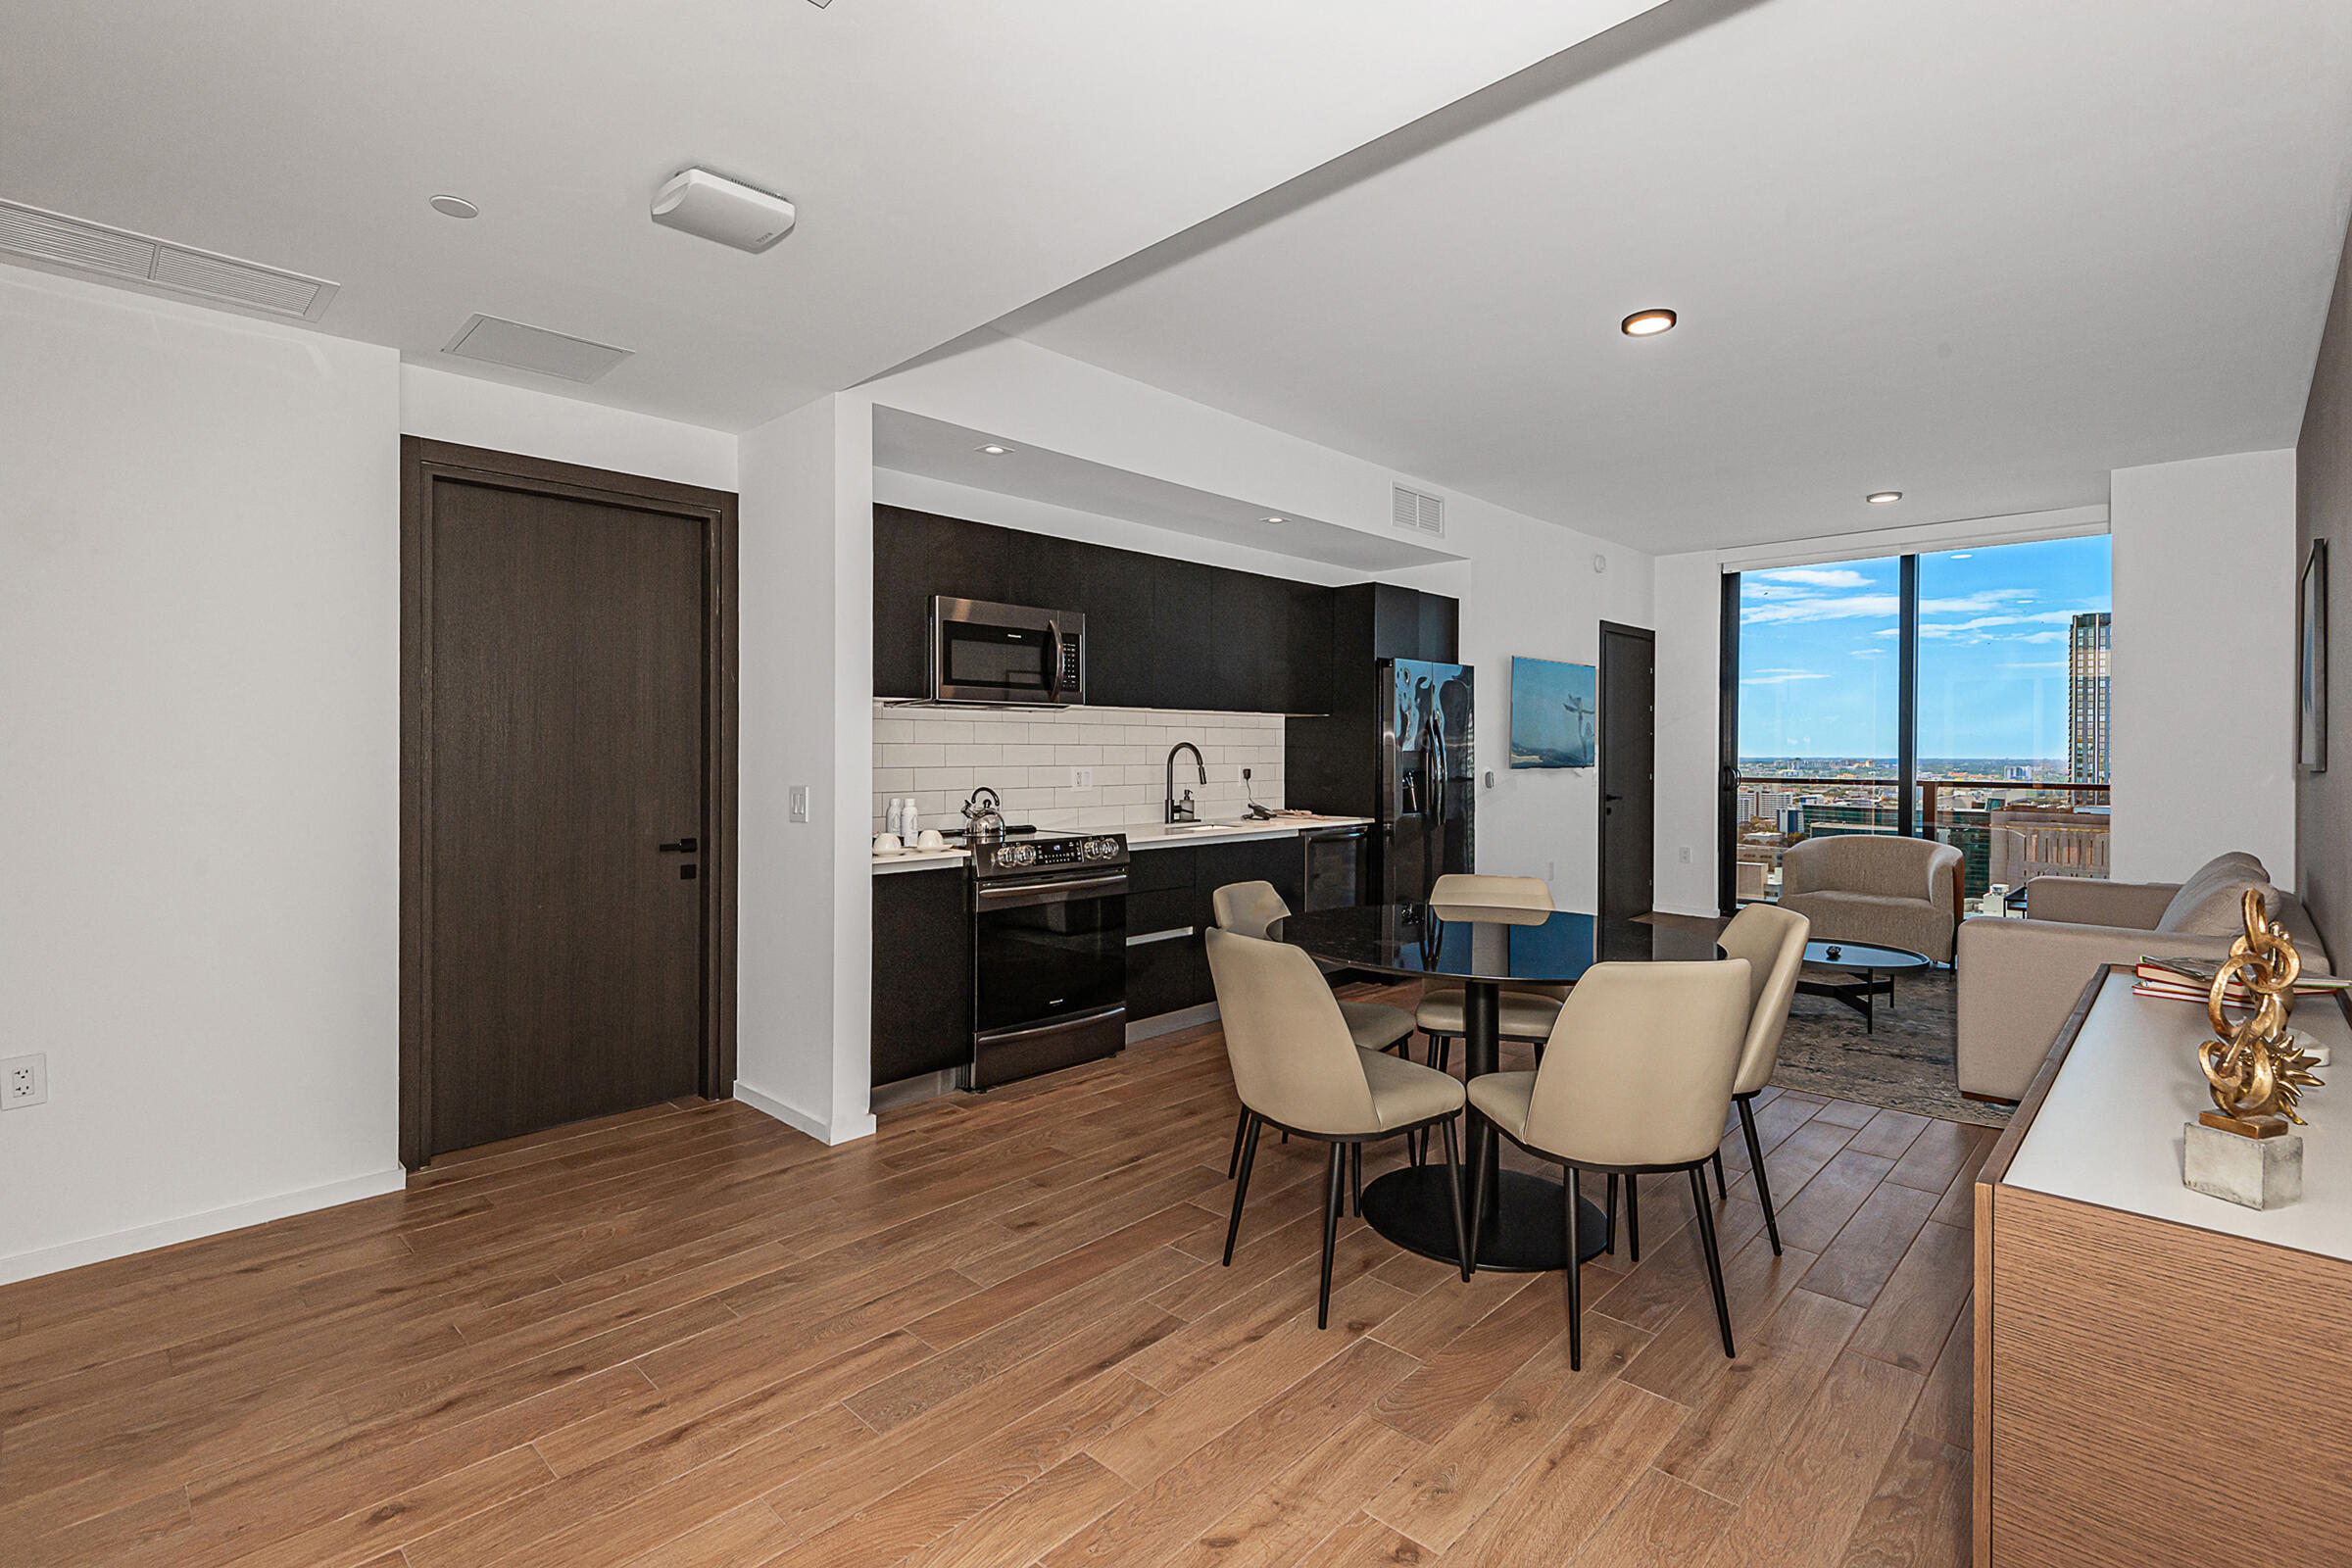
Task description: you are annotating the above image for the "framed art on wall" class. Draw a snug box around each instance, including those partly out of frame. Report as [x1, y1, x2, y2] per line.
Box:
[1509, 655, 1596, 768]
[2302, 539, 2328, 773]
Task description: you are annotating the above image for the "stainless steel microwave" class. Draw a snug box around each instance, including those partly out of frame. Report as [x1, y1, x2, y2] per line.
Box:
[931, 597, 1086, 706]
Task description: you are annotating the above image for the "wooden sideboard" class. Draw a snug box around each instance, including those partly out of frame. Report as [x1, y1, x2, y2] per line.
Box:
[1972, 966, 2352, 1567]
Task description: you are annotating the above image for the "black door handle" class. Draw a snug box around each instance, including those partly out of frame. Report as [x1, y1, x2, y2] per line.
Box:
[660, 837, 699, 854]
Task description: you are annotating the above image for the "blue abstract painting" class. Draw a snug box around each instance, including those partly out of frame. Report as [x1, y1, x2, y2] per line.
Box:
[1510, 656, 1596, 768]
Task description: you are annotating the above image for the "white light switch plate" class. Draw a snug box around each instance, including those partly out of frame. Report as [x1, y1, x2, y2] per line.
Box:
[2, 1054, 48, 1109]
[789, 785, 809, 822]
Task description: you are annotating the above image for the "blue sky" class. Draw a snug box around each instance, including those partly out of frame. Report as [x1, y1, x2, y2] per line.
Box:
[1739, 535, 2112, 760]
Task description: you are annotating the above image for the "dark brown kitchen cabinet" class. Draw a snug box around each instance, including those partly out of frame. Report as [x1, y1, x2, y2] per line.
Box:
[873, 508, 1012, 701]
[1151, 559, 1219, 712]
[1125, 845, 1209, 1019]
[870, 866, 972, 1087]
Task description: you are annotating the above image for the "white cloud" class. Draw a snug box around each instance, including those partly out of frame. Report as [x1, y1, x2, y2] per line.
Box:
[1755, 567, 1874, 590]
[1740, 593, 1900, 627]
[1740, 669, 1831, 685]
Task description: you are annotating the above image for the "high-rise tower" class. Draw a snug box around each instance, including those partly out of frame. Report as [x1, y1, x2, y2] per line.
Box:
[2069, 612, 2112, 783]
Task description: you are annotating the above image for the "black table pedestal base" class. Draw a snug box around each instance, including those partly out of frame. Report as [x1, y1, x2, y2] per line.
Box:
[1360, 1166, 1610, 1273]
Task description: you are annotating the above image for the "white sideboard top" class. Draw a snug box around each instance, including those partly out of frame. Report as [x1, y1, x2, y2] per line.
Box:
[2002, 968, 2352, 1262]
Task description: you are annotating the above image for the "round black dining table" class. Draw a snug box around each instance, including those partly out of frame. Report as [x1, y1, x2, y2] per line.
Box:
[1269, 903, 1714, 1273]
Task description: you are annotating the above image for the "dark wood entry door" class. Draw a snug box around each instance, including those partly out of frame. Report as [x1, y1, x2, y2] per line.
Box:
[403, 440, 738, 1164]
[1597, 620, 1656, 921]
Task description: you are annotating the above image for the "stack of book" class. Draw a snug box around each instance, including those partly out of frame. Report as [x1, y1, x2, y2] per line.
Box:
[2133, 956, 2350, 1005]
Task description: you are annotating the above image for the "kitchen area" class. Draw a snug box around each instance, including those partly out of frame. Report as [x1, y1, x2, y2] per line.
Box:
[867, 502, 1473, 1108]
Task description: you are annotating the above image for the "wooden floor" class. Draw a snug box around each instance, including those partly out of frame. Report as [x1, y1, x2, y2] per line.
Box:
[0, 991, 1992, 1568]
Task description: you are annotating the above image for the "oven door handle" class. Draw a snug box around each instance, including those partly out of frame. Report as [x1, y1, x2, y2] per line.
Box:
[974, 872, 1128, 910]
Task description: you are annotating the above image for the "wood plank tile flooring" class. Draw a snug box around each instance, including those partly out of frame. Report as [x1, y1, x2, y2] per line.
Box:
[0, 987, 1990, 1567]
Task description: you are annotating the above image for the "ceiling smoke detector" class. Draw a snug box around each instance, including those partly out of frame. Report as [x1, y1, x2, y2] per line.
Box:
[651, 168, 797, 253]
[428, 194, 478, 220]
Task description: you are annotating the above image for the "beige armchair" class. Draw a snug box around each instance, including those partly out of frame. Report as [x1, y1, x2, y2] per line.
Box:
[1778, 834, 1963, 963]
[1955, 853, 2331, 1102]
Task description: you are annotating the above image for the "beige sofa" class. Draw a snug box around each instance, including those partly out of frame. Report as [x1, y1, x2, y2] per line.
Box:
[1779, 834, 1965, 964]
[1954, 853, 2331, 1102]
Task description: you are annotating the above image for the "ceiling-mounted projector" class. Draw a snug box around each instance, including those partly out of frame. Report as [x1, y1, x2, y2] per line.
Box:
[650, 168, 796, 253]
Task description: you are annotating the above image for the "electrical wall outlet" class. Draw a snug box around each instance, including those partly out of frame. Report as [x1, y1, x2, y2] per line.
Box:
[1071, 767, 1095, 791]
[789, 784, 809, 823]
[1679, 846, 1693, 864]
[2, 1054, 48, 1110]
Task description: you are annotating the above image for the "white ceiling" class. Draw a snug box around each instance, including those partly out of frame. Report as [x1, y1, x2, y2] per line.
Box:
[872, 408, 1459, 573]
[0, 0, 1659, 431]
[1004, 0, 2352, 553]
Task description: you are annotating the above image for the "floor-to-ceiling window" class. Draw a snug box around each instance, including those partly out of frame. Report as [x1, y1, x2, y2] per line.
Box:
[1915, 536, 2112, 903]
[1726, 534, 2112, 906]
[1732, 556, 1903, 902]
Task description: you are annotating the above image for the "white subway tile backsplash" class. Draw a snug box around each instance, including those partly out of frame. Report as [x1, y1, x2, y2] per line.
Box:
[872, 700, 1288, 832]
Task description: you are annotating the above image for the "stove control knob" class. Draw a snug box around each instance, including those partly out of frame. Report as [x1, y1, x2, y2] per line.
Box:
[1005, 844, 1036, 867]
[1091, 837, 1119, 859]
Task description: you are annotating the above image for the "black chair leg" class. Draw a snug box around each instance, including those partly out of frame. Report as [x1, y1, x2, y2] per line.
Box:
[1439, 1117, 1471, 1281]
[1604, 1173, 1618, 1255]
[1625, 1173, 1642, 1262]
[1739, 1096, 1783, 1256]
[1711, 1149, 1728, 1200]
[1223, 1115, 1261, 1265]
[1464, 1120, 1492, 1274]
[1564, 1165, 1584, 1371]
[1227, 1108, 1250, 1180]
[1689, 1165, 1736, 1359]
[1318, 1141, 1346, 1329]
[1349, 1143, 1362, 1218]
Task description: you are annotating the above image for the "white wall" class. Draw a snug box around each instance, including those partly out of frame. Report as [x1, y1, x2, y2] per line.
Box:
[735, 393, 877, 1146]
[0, 268, 403, 1282]
[399, 364, 737, 492]
[2108, 449, 2298, 882]
[1652, 550, 1725, 915]
[1383, 505, 1651, 908]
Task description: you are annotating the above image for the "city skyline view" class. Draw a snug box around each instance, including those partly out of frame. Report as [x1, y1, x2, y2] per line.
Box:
[1738, 535, 2114, 763]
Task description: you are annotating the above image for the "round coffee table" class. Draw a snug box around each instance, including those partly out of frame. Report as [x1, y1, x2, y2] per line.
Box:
[1797, 939, 1933, 1032]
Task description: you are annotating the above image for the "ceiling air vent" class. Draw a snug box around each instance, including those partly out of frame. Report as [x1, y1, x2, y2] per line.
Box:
[442, 314, 633, 383]
[1393, 483, 1446, 537]
[0, 198, 337, 320]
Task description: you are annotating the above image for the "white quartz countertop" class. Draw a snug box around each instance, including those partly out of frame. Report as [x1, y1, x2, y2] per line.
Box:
[871, 815, 1373, 875]
[2001, 969, 2352, 1262]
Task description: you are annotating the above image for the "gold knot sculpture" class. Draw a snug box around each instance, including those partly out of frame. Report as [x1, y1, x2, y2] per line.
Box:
[2197, 888, 2325, 1138]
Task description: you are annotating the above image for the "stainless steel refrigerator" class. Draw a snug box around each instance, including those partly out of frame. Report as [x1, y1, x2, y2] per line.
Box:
[1379, 658, 1475, 903]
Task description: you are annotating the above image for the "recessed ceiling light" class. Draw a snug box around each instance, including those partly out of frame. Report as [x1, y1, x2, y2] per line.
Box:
[1263, 515, 1286, 525]
[428, 195, 478, 220]
[1949, 552, 1973, 560]
[975, 444, 1013, 456]
[1866, 491, 1903, 504]
[1621, 308, 1677, 336]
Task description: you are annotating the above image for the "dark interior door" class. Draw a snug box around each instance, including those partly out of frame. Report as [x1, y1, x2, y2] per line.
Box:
[1598, 621, 1656, 921]
[426, 478, 707, 1154]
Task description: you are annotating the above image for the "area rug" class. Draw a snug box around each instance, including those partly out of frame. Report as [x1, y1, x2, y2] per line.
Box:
[1770, 967, 2008, 1128]
[1633, 912, 2007, 1129]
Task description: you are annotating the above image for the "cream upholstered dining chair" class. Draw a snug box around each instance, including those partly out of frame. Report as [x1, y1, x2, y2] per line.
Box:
[1610, 901, 1812, 1263]
[1415, 873, 1569, 1074]
[1211, 881, 1419, 1181]
[1710, 902, 1811, 1255]
[1205, 928, 1471, 1328]
[1466, 957, 1751, 1369]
